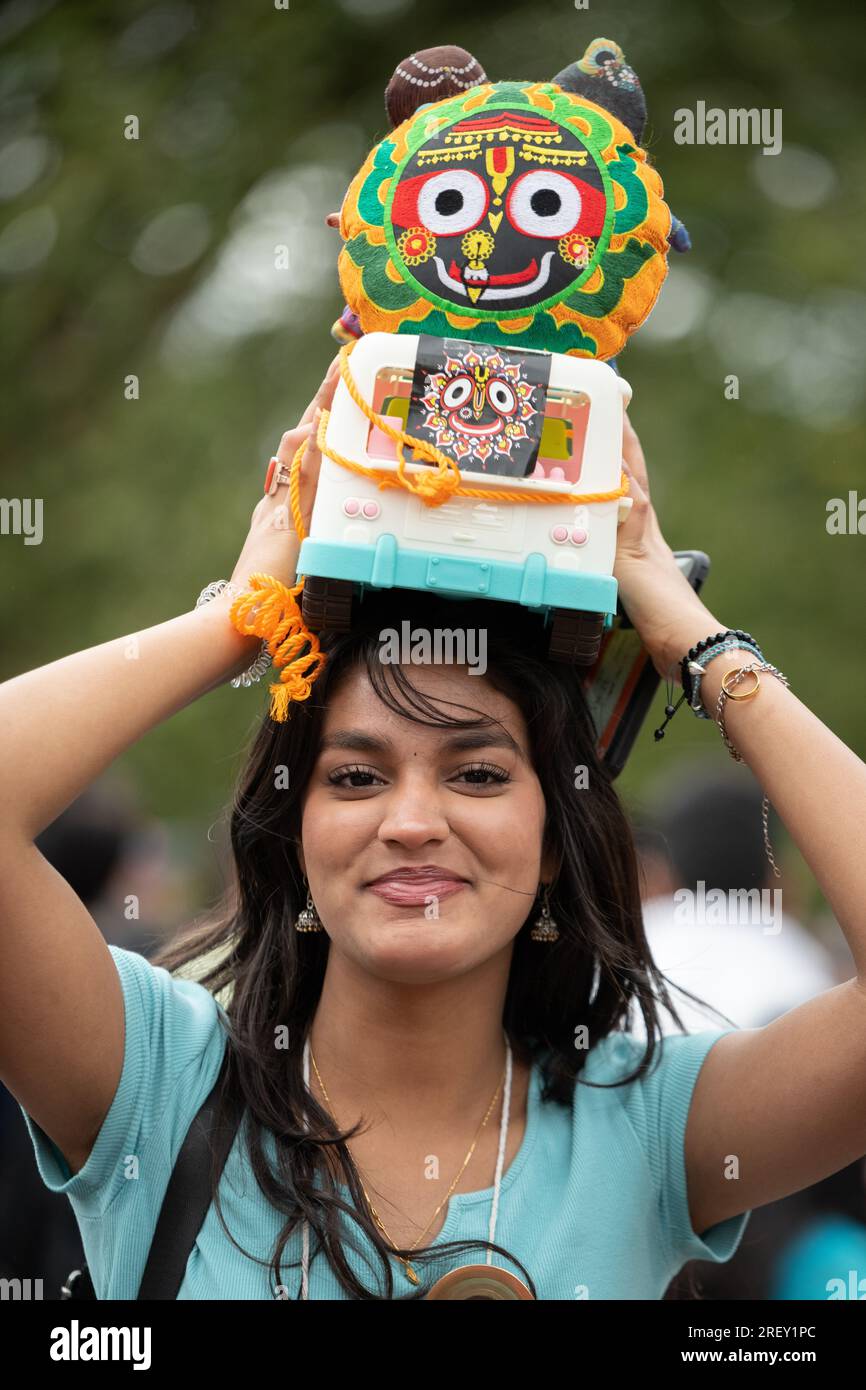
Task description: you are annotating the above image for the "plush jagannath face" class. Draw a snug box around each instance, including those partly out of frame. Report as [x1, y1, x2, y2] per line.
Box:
[387, 108, 607, 316]
[339, 79, 670, 358]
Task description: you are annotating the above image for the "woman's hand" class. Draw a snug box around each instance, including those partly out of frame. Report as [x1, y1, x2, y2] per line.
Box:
[229, 352, 343, 592]
[613, 412, 724, 679]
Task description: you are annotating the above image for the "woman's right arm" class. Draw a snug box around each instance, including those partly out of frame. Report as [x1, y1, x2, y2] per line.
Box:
[0, 354, 340, 1173]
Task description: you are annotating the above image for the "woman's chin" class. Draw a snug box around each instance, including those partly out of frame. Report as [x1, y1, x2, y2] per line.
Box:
[352, 911, 480, 981]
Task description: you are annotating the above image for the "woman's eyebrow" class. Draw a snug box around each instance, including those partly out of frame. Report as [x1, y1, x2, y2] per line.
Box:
[443, 729, 523, 755]
[319, 731, 390, 754]
[319, 728, 523, 756]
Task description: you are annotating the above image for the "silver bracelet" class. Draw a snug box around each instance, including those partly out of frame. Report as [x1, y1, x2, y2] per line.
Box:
[195, 580, 272, 688]
[687, 639, 764, 718]
[715, 660, 789, 761]
[714, 660, 790, 880]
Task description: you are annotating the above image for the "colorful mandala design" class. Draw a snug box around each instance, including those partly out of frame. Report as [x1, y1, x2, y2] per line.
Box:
[418, 344, 541, 470]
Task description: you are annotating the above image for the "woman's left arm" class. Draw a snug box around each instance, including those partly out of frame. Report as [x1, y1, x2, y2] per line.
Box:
[614, 413, 866, 1235]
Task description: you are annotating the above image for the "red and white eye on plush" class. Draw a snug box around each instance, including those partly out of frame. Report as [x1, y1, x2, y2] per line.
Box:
[487, 379, 517, 414]
[392, 170, 489, 235]
[507, 170, 605, 239]
[441, 375, 474, 409]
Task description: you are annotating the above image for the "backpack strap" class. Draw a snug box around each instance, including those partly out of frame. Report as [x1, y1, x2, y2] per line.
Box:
[61, 1042, 244, 1300]
[137, 1044, 242, 1299]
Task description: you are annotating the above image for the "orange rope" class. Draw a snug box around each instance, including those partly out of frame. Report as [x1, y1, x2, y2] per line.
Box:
[228, 571, 327, 720]
[227, 431, 331, 720]
[303, 338, 630, 523]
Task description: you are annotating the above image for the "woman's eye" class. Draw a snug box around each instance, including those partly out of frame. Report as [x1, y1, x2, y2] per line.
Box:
[326, 761, 511, 790]
[327, 764, 385, 789]
[454, 762, 511, 787]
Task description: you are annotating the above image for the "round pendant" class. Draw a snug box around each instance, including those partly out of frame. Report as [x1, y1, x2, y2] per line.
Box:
[424, 1264, 534, 1300]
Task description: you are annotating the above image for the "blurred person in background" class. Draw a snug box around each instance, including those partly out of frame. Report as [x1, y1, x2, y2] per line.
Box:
[0, 781, 174, 1293]
[632, 769, 843, 1038]
[631, 768, 861, 1300]
[768, 1158, 866, 1301]
[665, 1151, 866, 1302]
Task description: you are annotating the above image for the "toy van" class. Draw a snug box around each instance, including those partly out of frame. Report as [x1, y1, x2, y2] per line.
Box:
[298, 331, 632, 664]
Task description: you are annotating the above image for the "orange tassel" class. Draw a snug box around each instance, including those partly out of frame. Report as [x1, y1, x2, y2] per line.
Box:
[228, 572, 327, 720]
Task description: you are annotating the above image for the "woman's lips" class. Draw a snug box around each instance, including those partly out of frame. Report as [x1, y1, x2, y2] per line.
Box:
[365, 876, 468, 906]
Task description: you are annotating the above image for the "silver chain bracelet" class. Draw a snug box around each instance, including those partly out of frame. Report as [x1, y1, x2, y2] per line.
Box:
[715, 660, 790, 879]
[195, 580, 272, 689]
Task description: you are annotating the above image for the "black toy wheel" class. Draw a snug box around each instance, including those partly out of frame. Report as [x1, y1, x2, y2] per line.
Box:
[300, 576, 355, 634]
[547, 609, 605, 666]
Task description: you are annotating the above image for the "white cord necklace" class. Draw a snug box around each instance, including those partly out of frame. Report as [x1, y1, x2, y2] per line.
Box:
[299, 1030, 513, 1299]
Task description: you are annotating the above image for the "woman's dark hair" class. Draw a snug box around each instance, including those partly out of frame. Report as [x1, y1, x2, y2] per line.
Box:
[152, 589, 723, 1299]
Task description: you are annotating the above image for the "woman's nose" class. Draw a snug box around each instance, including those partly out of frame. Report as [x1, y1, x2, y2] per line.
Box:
[375, 776, 451, 846]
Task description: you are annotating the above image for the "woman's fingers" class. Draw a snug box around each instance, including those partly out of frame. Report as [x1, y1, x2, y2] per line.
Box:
[622, 410, 651, 503]
[621, 458, 647, 507]
[299, 353, 342, 427]
[263, 356, 344, 532]
[273, 419, 316, 469]
[268, 353, 341, 474]
[618, 459, 650, 550]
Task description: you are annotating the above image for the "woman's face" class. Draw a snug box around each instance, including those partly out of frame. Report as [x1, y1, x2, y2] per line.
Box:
[298, 663, 555, 984]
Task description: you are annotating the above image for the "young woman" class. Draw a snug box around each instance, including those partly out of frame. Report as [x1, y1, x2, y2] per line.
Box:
[1, 354, 865, 1301]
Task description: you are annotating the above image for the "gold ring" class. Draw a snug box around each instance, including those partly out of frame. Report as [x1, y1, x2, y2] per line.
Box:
[722, 668, 761, 700]
[264, 456, 293, 496]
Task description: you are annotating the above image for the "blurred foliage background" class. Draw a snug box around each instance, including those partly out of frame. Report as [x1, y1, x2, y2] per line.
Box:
[1, 0, 863, 925]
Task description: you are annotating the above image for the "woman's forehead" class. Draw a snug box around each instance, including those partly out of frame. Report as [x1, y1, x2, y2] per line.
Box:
[320, 663, 529, 749]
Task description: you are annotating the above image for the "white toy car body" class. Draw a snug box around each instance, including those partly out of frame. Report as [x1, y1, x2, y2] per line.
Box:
[298, 331, 632, 661]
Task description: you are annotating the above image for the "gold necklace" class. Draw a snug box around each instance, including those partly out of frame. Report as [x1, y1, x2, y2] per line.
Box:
[309, 1044, 506, 1286]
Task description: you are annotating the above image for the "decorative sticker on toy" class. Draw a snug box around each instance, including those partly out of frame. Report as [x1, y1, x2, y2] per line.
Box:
[405, 334, 552, 477]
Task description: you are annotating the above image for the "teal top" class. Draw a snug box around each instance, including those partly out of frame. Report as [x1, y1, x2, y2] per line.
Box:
[19, 946, 751, 1299]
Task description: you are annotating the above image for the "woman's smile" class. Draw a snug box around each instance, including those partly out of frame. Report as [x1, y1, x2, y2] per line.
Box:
[365, 867, 470, 907]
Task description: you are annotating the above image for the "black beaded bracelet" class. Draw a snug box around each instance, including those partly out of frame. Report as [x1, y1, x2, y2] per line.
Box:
[680, 630, 761, 706]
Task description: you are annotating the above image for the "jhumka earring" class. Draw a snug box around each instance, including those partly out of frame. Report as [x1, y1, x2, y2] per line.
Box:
[294, 877, 324, 933]
[530, 882, 559, 943]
